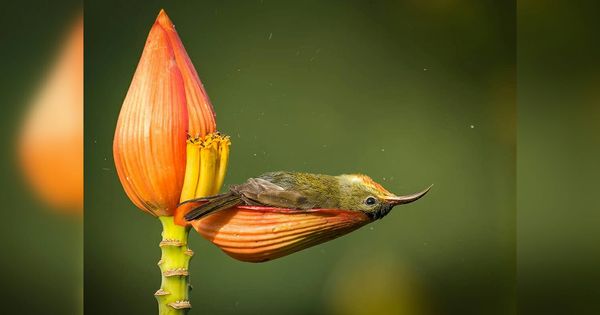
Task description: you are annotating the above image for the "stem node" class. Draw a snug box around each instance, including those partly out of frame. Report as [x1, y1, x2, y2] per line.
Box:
[155, 289, 170, 296]
[168, 301, 192, 309]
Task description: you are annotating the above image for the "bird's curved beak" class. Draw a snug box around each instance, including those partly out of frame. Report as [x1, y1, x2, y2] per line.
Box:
[385, 185, 433, 205]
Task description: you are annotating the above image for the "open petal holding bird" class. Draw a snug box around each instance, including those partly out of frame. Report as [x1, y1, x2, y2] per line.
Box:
[179, 172, 431, 262]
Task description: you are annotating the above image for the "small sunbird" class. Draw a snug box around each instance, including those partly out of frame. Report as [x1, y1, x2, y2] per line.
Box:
[185, 171, 431, 222]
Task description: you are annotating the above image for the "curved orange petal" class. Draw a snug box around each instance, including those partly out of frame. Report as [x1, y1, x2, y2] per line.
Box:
[191, 207, 371, 262]
[113, 22, 188, 216]
[155, 10, 216, 138]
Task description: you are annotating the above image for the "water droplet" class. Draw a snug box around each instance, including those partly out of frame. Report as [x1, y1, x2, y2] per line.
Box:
[381, 148, 385, 152]
[369, 226, 374, 231]
[470, 124, 475, 129]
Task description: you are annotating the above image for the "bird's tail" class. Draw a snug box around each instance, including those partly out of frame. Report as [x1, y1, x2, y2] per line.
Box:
[183, 192, 243, 221]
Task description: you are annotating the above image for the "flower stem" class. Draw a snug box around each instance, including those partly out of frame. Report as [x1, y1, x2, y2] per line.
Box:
[156, 216, 193, 314]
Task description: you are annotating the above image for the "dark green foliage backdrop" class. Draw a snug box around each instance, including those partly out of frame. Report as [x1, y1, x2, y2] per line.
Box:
[0, 1, 81, 314]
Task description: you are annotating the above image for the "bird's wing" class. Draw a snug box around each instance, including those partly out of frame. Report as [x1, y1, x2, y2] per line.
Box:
[180, 193, 240, 221]
[233, 178, 314, 209]
[184, 177, 315, 221]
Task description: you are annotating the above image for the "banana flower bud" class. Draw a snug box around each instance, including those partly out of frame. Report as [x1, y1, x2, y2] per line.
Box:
[113, 9, 230, 312]
[113, 10, 229, 217]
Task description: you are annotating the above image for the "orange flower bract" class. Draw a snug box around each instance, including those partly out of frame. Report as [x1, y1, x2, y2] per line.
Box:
[191, 207, 370, 262]
[114, 10, 218, 216]
[155, 10, 216, 138]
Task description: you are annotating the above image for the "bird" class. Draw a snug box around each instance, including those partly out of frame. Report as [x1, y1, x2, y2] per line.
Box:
[184, 171, 431, 222]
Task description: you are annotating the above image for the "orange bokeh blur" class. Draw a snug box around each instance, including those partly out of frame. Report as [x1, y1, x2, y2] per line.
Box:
[19, 17, 83, 214]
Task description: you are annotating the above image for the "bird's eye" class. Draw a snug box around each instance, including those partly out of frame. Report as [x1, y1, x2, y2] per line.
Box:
[365, 197, 377, 205]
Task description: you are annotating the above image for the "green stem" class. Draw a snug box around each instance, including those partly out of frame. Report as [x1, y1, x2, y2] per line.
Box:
[156, 216, 193, 314]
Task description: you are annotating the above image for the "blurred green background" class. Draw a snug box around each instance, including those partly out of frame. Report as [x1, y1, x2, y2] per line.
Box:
[518, 1, 600, 314]
[0, 1, 81, 315]
[85, 1, 515, 315]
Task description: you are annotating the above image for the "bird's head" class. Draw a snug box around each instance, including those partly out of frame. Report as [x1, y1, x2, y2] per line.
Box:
[338, 174, 431, 220]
